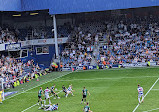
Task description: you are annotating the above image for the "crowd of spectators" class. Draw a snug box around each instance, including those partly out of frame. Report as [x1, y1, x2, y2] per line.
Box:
[61, 25, 98, 67]
[61, 16, 159, 67]
[0, 23, 71, 43]
[0, 55, 46, 89]
[0, 27, 18, 44]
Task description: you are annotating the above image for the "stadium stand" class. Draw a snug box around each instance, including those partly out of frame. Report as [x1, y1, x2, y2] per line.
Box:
[61, 15, 159, 67]
[0, 55, 46, 89]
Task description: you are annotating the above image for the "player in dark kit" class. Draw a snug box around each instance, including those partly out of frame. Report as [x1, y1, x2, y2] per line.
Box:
[81, 87, 90, 104]
[38, 87, 43, 106]
[51, 84, 60, 99]
[62, 85, 67, 96]
[83, 102, 92, 112]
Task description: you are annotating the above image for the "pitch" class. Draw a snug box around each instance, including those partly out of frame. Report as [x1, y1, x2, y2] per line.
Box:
[1, 67, 159, 112]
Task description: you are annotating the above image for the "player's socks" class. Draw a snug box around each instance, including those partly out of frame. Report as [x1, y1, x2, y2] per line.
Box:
[138, 98, 140, 103]
[66, 94, 68, 98]
[37, 100, 39, 105]
[49, 100, 51, 104]
[71, 93, 74, 96]
[141, 97, 144, 103]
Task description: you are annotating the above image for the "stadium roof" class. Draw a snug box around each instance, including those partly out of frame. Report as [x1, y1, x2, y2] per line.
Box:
[0, 0, 159, 14]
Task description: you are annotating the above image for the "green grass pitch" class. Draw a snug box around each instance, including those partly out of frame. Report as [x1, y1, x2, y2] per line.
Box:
[1, 67, 159, 112]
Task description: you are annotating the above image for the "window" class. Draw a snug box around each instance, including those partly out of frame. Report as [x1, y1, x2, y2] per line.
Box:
[9, 50, 20, 58]
[21, 50, 28, 58]
[43, 47, 49, 53]
[37, 47, 43, 54]
[36, 46, 49, 55]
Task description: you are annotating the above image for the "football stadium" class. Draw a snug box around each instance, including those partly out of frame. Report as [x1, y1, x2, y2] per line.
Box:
[0, 0, 159, 112]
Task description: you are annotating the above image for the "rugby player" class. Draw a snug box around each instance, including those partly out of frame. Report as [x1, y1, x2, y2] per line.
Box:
[62, 85, 67, 96]
[66, 84, 74, 98]
[44, 87, 51, 105]
[39, 103, 58, 111]
[83, 102, 92, 112]
[38, 87, 43, 106]
[44, 103, 58, 111]
[137, 84, 144, 104]
[51, 84, 60, 99]
[81, 87, 90, 104]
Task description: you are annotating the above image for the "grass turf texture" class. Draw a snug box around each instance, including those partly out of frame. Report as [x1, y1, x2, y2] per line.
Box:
[1, 67, 159, 112]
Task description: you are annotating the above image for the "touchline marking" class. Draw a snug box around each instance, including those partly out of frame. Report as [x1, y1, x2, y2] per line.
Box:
[57, 76, 159, 82]
[21, 90, 63, 112]
[23, 90, 61, 94]
[132, 78, 159, 112]
[5, 72, 72, 100]
[143, 108, 159, 112]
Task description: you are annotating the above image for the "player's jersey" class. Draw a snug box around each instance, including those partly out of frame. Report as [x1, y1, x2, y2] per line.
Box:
[84, 105, 90, 112]
[67, 87, 72, 91]
[51, 104, 58, 110]
[83, 89, 88, 96]
[62, 86, 66, 92]
[44, 89, 50, 96]
[38, 90, 43, 96]
[137, 87, 143, 95]
[51, 86, 55, 92]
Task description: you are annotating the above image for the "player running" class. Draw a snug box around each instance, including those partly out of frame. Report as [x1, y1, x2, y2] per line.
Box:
[66, 84, 74, 98]
[83, 102, 92, 112]
[44, 87, 51, 105]
[51, 84, 60, 99]
[38, 87, 43, 106]
[62, 85, 67, 96]
[81, 87, 90, 104]
[137, 84, 144, 104]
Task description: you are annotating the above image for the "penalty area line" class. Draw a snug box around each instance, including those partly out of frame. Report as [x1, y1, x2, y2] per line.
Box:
[21, 90, 63, 112]
[132, 78, 159, 112]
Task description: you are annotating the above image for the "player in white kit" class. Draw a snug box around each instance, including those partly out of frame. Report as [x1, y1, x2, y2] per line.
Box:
[44, 103, 58, 111]
[66, 84, 74, 98]
[137, 84, 144, 104]
[44, 87, 51, 105]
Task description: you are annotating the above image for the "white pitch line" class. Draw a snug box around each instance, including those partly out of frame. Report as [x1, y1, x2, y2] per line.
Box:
[23, 90, 61, 94]
[5, 72, 72, 100]
[57, 76, 159, 82]
[21, 90, 63, 112]
[132, 78, 159, 112]
[143, 108, 159, 112]
[152, 89, 159, 91]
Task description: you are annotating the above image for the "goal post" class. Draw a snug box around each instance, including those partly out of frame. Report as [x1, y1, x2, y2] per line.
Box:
[0, 78, 5, 101]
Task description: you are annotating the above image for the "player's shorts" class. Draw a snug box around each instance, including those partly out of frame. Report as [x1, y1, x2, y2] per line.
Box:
[38, 95, 41, 99]
[138, 94, 144, 98]
[51, 91, 55, 94]
[63, 90, 67, 93]
[83, 95, 87, 98]
[45, 95, 50, 99]
[67, 91, 71, 94]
